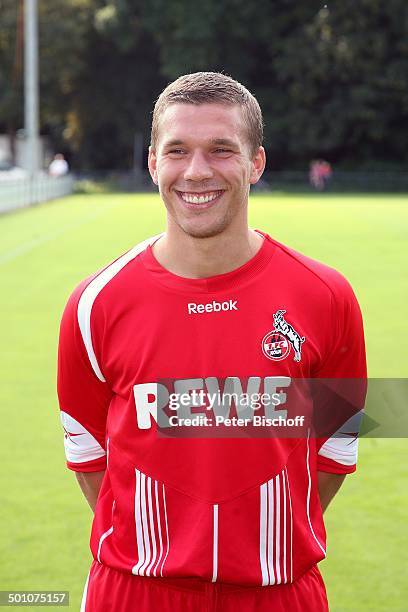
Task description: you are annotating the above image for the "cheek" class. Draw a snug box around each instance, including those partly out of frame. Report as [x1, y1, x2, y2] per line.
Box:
[219, 159, 251, 180]
[157, 161, 182, 185]
[155, 168, 173, 190]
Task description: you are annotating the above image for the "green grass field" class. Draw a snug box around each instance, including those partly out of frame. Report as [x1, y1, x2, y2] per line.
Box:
[0, 191, 407, 611]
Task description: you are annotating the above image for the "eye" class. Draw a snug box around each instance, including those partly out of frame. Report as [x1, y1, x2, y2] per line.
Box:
[168, 149, 186, 155]
[214, 148, 233, 155]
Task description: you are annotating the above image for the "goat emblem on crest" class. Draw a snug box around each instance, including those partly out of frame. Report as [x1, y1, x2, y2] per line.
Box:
[262, 310, 305, 362]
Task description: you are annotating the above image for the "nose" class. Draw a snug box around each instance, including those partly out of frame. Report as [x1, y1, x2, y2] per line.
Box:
[183, 150, 214, 182]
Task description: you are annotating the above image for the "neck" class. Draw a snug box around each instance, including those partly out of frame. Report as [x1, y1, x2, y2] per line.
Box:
[152, 225, 264, 279]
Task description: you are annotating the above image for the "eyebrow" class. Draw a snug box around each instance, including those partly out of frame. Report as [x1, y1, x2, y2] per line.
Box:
[209, 138, 238, 147]
[162, 138, 238, 149]
[162, 140, 184, 148]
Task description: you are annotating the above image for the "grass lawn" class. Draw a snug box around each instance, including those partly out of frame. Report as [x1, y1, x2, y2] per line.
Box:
[0, 191, 406, 610]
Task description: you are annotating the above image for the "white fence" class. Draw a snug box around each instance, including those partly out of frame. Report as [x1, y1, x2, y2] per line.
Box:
[0, 174, 74, 214]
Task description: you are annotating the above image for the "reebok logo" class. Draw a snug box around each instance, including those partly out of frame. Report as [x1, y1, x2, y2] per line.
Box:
[187, 299, 238, 314]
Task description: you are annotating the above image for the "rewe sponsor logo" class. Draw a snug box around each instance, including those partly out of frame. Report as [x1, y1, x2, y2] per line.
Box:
[133, 376, 291, 430]
[188, 299, 238, 314]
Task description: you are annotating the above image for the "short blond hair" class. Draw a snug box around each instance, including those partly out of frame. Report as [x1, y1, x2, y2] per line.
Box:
[151, 72, 263, 156]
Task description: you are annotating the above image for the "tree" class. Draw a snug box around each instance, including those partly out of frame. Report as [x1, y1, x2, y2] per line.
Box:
[271, 0, 408, 166]
[38, 0, 95, 159]
[0, 0, 94, 163]
[2, 0, 406, 170]
[142, 0, 408, 168]
[0, 0, 24, 162]
[63, 0, 165, 168]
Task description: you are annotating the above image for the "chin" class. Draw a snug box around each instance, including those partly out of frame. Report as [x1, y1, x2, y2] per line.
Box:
[179, 219, 231, 239]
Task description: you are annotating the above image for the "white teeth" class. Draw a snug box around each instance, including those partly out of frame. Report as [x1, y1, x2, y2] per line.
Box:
[180, 192, 220, 204]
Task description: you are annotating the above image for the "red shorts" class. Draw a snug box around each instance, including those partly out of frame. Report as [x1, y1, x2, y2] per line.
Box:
[81, 560, 329, 611]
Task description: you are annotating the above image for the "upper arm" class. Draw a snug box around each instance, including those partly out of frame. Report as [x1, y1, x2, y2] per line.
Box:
[315, 276, 367, 474]
[75, 470, 106, 512]
[57, 282, 113, 473]
[317, 471, 347, 513]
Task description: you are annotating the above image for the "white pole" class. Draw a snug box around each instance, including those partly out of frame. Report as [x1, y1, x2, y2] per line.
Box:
[24, 0, 40, 175]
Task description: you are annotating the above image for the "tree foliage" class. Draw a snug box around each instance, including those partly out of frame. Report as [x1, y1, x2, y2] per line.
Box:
[0, 0, 407, 169]
[0, 0, 24, 159]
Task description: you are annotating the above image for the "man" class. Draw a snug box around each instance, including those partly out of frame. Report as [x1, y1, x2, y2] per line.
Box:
[57, 72, 366, 611]
[49, 153, 69, 177]
[309, 159, 333, 191]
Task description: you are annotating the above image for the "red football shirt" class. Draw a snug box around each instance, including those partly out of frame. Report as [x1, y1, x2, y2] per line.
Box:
[57, 231, 366, 587]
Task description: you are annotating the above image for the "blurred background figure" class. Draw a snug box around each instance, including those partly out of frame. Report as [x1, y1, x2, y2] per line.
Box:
[48, 153, 69, 177]
[309, 160, 332, 191]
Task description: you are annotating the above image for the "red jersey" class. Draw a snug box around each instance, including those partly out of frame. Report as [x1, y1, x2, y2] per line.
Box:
[57, 231, 366, 588]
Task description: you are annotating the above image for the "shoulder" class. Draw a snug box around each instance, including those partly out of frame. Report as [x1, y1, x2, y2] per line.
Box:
[59, 234, 161, 381]
[63, 233, 161, 313]
[264, 233, 357, 304]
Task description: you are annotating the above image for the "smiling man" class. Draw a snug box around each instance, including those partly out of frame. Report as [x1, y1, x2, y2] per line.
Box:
[148, 81, 266, 277]
[58, 72, 366, 611]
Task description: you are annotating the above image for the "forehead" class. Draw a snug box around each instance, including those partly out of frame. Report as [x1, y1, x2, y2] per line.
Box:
[156, 103, 247, 148]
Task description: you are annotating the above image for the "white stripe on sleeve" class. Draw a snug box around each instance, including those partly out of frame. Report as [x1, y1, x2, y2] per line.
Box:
[77, 235, 161, 381]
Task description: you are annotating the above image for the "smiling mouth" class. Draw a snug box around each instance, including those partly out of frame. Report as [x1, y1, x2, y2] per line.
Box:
[176, 190, 225, 204]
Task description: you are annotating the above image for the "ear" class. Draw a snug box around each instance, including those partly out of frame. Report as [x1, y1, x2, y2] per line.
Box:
[148, 146, 158, 185]
[249, 146, 266, 185]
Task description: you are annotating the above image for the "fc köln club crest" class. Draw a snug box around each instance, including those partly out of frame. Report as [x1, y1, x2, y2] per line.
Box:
[262, 310, 305, 362]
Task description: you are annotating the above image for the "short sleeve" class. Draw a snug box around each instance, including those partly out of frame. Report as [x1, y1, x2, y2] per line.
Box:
[315, 275, 367, 474]
[57, 281, 113, 472]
